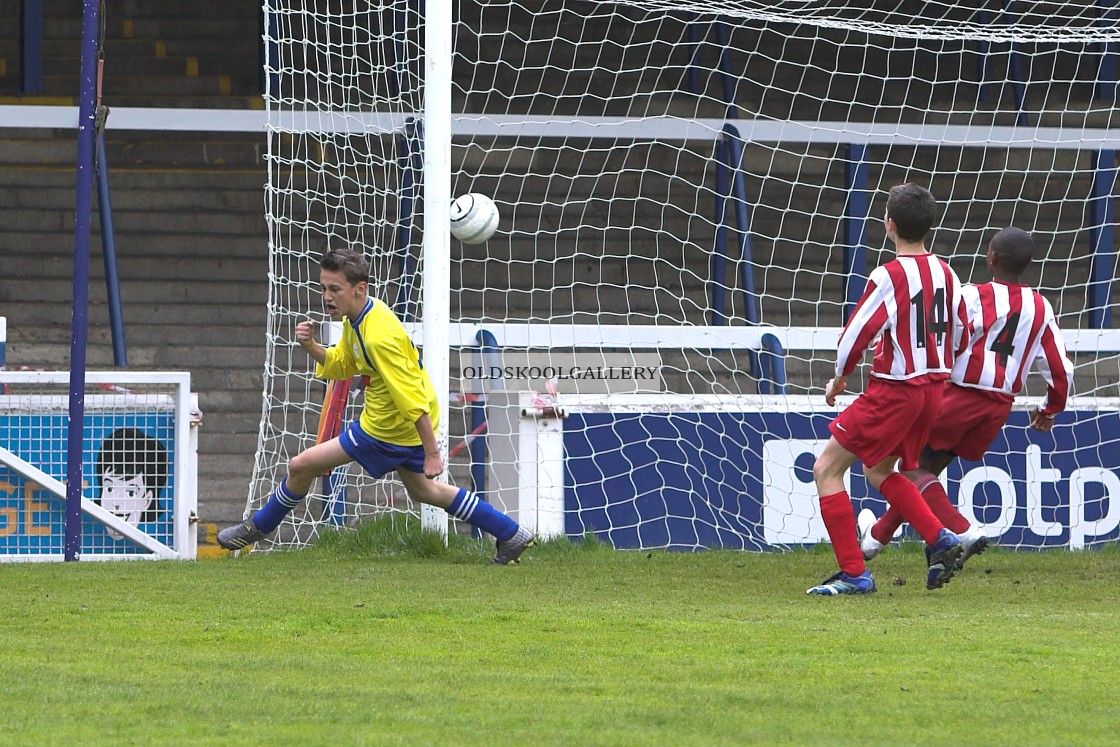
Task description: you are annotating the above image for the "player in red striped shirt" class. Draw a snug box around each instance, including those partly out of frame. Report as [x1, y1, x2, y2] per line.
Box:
[858, 226, 1073, 567]
[808, 183, 970, 596]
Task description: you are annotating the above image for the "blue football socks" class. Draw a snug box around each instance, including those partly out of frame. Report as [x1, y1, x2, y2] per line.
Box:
[447, 487, 518, 541]
[253, 479, 305, 533]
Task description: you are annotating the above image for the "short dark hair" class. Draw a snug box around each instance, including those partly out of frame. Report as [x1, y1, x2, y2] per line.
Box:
[321, 248, 371, 286]
[96, 427, 169, 522]
[989, 227, 1035, 276]
[886, 183, 937, 243]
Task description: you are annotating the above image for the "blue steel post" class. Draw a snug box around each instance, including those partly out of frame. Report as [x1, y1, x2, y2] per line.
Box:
[976, 8, 991, 103]
[724, 124, 762, 381]
[843, 143, 869, 323]
[710, 137, 729, 325]
[20, 0, 43, 94]
[724, 127, 758, 325]
[715, 19, 738, 119]
[395, 119, 421, 321]
[1003, 2, 1029, 126]
[758, 333, 787, 395]
[686, 15, 703, 96]
[976, 3, 1028, 125]
[1100, 0, 1118, 102]
[66, 0, 102, 561]
[1089, 150, 1117, 329]
[96, 131, 127, 367]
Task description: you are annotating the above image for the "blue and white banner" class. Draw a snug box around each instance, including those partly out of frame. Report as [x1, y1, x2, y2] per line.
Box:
[563, 398, 1120, 551]
[0, 413, 177, 556]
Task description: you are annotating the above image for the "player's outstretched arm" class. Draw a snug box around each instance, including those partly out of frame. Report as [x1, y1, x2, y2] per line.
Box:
[296, 319, 327, 365]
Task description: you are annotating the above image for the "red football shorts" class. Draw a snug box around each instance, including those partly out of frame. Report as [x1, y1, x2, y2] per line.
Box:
[829, 377, 945, 470]
[926, 383, 1014, 461]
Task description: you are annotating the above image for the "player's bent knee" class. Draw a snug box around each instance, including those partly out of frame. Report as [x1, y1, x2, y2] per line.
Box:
[812, 455, 837, 485]
[287, 453, 319, 482]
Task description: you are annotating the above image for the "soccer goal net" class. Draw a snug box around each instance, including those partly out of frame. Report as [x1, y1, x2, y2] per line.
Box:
[251, 0, 1120, 551]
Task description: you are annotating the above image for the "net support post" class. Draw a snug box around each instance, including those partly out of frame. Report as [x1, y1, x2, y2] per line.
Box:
[394, 119, 421, 320]
[96, 129, 127, 367]
[420, 0, 452, 539]
[1098, 0, 1118, 101]
[1089, 149, 1117, 329]
[843, 143, 869, 323]
[709, 137, 730, 325]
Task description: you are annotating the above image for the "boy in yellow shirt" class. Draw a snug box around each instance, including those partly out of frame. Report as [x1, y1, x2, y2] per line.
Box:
[219, 248, 535, 564]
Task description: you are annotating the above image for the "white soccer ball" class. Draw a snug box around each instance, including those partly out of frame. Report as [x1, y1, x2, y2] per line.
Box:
[450, 193, 500, 244]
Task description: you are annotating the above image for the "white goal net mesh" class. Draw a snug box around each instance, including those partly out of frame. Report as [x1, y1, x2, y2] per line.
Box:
[251, 0, 1120, 551]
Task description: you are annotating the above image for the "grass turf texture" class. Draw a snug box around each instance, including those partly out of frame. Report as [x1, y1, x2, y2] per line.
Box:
[2, 517, 1118, 746]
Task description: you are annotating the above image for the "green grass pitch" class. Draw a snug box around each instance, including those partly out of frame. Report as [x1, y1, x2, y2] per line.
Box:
[2, 518, 1118, 746]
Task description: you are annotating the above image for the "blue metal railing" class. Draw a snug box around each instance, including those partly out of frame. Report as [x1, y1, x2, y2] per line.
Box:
[699, 16, 785, 392]
[843, 144, 870, 323]
[757, 334, 787, 395]
[394, 118, 423, 321]
[1090, 2, 1119, 329]
[1089, 150, 1117, 329]
[95, 123, 127, 367]
[711, 124, 760, 328]
[1098, 0, 1118, 101]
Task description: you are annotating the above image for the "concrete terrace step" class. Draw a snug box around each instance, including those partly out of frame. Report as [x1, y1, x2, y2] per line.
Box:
[0, 206, 264, 234]
[2, 272, 267, 303]
[0, 0, 258, 16]
[0, 137, 264, 167]
[0, 16, 258, 40]
[0, 166, 266, 190]
[0, 183, 264, 212]
[11, 319, 268, 350]
[0, 231, 266, 260]
[3, 252, 267, 287]
[6, 340, 261, 370]
[13, 73, 237, 97]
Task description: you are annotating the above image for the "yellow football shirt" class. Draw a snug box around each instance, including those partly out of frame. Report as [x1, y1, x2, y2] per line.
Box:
[315, 298, 440, 446]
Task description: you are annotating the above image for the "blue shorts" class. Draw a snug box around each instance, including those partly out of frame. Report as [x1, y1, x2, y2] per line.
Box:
[339, 421, 426, 478]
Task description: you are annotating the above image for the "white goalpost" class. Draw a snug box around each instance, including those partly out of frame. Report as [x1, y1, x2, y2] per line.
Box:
[247, 0, 1120, 551]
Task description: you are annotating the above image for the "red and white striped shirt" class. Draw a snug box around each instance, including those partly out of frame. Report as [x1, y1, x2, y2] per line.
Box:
[953, 281, 1072, 415]
[836, 253, 968, 382]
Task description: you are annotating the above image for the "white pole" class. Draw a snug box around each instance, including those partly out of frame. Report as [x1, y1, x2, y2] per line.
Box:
[421, 2, 452, 539]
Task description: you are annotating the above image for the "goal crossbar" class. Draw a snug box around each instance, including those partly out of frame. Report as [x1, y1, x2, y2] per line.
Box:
[5, 106, 1120, 149]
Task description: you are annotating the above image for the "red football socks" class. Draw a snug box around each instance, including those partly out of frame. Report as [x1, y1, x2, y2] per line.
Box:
[879, 472, 943, 544]
[872, 506, 904, 545]
[819, 491, 865, 576]
[912, 473, 971, 534]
